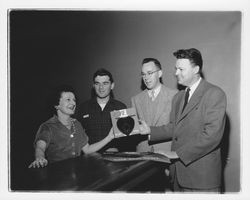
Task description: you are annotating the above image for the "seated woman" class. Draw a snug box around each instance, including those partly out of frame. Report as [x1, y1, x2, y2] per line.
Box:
[28, 85, 120, 168]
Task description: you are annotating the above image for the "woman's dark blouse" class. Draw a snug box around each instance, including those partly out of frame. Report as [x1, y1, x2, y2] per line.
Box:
[34, 115, 88, 163]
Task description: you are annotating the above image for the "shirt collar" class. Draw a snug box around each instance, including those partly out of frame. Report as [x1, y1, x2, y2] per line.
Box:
[92, 97, 115, 110]
[92, 97, 113, 104]
[148, 84, 162, 98]
[188, 77, 202, 101]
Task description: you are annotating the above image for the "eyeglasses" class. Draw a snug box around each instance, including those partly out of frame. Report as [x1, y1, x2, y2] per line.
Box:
[141, 70, 160, 78]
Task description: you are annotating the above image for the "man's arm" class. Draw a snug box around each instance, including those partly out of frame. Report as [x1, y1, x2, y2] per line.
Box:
[139, 118, 174, 142]
[82, 128, 124, 154]
[150, 122, 174, 142]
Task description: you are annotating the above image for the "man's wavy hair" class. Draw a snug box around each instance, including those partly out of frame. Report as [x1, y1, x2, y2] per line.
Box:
[173, 48, 203, 74]
[92, 68, 114, 83]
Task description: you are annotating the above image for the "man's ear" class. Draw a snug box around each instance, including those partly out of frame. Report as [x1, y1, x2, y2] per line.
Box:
[194, 65, 200, 74]
[158, 70, 163, 78]
[111, 82, 115, 90]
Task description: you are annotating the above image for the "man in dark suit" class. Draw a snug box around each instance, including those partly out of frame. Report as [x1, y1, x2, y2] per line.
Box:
[139, 48, 227, 192]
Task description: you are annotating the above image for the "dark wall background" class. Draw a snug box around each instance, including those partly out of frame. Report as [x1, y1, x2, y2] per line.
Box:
[10, 11, 241, 192]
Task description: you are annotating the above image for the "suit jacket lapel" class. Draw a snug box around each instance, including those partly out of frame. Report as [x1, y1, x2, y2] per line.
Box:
[141, 91, 150, 121]
[177, 80, 206, 123]
[176, 91, 186, 123]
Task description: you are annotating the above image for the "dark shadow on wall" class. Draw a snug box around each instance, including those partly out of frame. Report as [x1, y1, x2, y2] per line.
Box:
[220, 114, 231, 193]
[10, 87, 53, 190]
[140, 79, 147, 91]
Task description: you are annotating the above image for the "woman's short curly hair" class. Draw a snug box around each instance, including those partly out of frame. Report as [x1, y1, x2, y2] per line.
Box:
[50, 85, 76, 114]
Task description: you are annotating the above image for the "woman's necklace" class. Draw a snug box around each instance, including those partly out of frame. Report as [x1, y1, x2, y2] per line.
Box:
[70, 118, 76, 138]
[58, 116, 76, 138]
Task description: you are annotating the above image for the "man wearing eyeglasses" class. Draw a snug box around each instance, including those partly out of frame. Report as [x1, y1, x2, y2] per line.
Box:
[77, 68, 127, 152]
[131, 58, 177, 153]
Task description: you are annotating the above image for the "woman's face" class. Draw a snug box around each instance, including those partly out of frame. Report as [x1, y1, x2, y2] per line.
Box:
[56, 92, 76, 116]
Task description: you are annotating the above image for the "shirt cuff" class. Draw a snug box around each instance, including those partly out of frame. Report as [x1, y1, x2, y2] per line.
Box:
[148, 134, 151, 141]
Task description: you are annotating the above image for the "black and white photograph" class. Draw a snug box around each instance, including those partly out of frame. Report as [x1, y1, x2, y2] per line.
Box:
[1, 0, 250, 200]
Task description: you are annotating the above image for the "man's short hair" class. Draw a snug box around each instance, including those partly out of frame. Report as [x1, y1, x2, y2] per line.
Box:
[173, 48, 203, 73]
[142, 58, 162, 70]
[93, 68, 114, 83]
